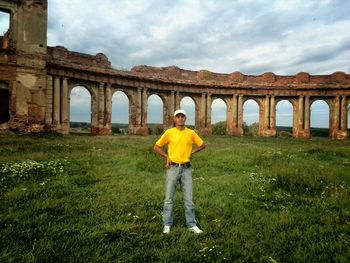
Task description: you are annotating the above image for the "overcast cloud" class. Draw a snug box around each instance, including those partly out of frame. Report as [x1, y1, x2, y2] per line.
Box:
[47, 0, 350, 74]
[46, 0, 350, 127]
[3, 0, 350, 127]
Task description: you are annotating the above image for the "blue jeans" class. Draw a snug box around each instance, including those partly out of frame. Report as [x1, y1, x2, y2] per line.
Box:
[163, 165, 197, 227]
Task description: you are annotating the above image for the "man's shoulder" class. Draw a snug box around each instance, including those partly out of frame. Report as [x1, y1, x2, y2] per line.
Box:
[162, 127, 176, 135]
[165, 127, 176, 132]
[185, 127, 197, 135]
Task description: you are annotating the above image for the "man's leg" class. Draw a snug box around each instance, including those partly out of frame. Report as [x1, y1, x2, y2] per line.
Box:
[163, 166, 178, 226]
[181, 167, 197, 228]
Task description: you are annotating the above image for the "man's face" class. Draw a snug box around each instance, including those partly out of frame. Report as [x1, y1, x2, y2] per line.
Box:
[174, 114, 186, 126]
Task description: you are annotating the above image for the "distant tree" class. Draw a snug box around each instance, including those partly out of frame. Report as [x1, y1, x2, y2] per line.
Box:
[248, 122, 259, 136]
[278, 130, 292, 137]
[112, 127, 121, 134]
[212, 121, 226, 135]
[243, 122, 249, 135]
[151, 124, 164, 135]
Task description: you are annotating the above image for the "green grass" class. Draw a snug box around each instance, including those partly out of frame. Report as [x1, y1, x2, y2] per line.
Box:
[0, 133, 349, 262]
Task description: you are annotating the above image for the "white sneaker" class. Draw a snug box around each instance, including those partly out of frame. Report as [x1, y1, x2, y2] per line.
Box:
[188, 226, 203, 234]
[163, 225, 171, 234]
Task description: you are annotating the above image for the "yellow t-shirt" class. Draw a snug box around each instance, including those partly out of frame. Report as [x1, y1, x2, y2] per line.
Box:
[155, 127, 204, 163]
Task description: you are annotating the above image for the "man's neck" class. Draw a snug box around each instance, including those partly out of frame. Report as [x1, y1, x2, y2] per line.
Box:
[175, 125, 185, 130]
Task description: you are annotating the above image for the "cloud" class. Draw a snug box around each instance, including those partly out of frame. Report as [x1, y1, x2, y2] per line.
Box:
[47, 0, 350, 74]
[47, 0, 348, 128]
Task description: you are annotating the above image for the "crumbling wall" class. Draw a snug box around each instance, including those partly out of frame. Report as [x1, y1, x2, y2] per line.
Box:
[47, 46, 111, 69]
[0, 0, 48, 132]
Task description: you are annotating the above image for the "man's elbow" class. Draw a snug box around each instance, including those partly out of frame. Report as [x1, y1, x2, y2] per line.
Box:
[153, 145, 160, 152]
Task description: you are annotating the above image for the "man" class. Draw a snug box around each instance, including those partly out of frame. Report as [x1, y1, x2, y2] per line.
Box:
[153, 109, 206, 234]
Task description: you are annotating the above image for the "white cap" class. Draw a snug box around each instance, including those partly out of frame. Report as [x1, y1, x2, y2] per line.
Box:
[174, 109, 186, 116]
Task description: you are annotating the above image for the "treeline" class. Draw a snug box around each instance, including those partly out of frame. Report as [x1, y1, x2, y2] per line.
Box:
[70, 122, 129, 134]
[71, 121, 345, 137]
[212, 121, 336, 137]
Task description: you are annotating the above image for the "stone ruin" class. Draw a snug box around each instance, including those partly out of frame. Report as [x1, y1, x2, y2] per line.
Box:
[0, 0, 349, 139]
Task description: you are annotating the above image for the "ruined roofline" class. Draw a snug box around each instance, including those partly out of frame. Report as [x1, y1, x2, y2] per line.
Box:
[130, 65, 350, 83]
[47, 46, 111, 69]
[47, 46, 350, 88]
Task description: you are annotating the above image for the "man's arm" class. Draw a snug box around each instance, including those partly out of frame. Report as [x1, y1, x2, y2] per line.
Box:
[191, 143, 206, 157]
[153, 145, 171, 168]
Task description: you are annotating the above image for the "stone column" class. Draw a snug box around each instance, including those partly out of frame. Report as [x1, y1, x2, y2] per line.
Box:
[53, 77, 60, 129]
[237, 95, 244, 136]
[259, 96, 268, 136]
[341, 95, 347, 131]
[330, 96, 339, 139]
[297, 96, 303, 130]
[168, 91, 175, 128]
[198, 93, 207, 133]
[175, 91, 180, 110]
[105, 83, 112, 134]
[226, 96, 234, 135]
[169, 91, 175, 115]
[264, 95, 270, 130]
[91, 84, 99, 135]
[61, 78, 69, 134]
[45, 75, 53, 126]
[269, 96, 276, 136]
[142, 88, 148, 127]
[206, 93, 212, 132]
[133, 88, 148, 135]
[270, 96, 276, 129]
[132, 87, 147, 135]
[304, 96, 310, 132]
[294, 96, 310, 139]
[232, 95, 237, 128]
[136, 88, 142, 127]
[259, 95, 276, 137]
[330, 96, 347, 139]
[98, 82, 105, 128]
[129, 88, 138, 134]
[292, 98, 298, 136]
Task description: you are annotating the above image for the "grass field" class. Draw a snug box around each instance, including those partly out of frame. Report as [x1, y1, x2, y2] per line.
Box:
[0, 133, 349, 262]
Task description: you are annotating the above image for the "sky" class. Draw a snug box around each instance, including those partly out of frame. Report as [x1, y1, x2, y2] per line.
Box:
[1, 0, 350, 127]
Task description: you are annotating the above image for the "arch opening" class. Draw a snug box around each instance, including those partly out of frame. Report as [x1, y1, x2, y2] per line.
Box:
[112, 90, 129, 134]
[310, 100, 329, 137]
[276, 100, 293, 136]
[211, 98, 227, 135]
[147, 94, 163, 134]
[243, 99, 259, 136]
[69, 86, 92, 133]
[0, 83, 9, 124]
[0, 11, 10, 49]
[180, 96, 195, 129]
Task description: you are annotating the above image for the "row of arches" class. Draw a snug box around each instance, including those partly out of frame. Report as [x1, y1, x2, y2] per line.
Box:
[69, 86, 349, 135]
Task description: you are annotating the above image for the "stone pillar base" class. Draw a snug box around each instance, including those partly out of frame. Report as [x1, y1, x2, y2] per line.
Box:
[6, 121, 49, 133]
[91, 126, 112, 135]
[228, 128, 244, 136]
[61, 122, 69, 135]
[0, 122, 10, 133]
[330, 130, 348, 140]
[259, 129, 276, 137]
[198, 127, 212, 136]
[26, 123, 46, 133]
[293, 130, 311, 139]
[131, 126, 148, 135]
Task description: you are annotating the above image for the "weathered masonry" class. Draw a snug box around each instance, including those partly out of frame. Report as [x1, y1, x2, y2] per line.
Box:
[0, 0, 349, 139]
